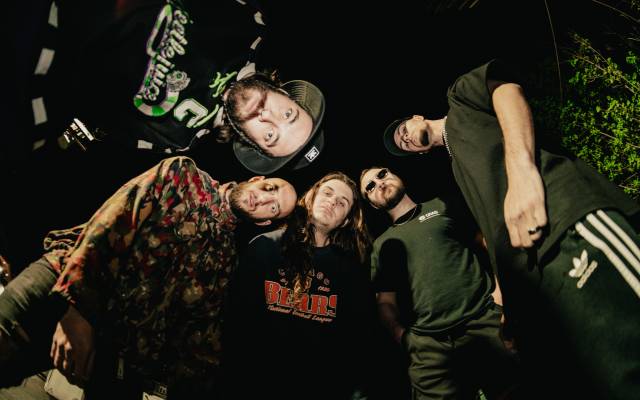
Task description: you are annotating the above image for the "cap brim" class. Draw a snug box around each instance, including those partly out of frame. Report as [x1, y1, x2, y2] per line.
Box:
[288, 128, 325, 171]
[383, 118, 411, 157]
[234, 80, 325, 174]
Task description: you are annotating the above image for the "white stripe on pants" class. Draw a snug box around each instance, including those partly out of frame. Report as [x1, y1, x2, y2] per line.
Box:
[575, 211, 640, 298]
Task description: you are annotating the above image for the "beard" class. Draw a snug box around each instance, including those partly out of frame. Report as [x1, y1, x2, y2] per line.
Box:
[378, 183, 405, 211]
[228, 181, 254, 221]
[225, 77, 271, 125]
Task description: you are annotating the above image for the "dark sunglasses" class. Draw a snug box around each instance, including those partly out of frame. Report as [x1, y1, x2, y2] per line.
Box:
[364, 168, 389, 194]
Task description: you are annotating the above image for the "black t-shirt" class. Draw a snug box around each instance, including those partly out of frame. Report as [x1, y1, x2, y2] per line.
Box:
[371, 196, 493, 334]
[67, 0, 265, 152]
[445, 59, 640, 268]
[224, 229, 374, 399]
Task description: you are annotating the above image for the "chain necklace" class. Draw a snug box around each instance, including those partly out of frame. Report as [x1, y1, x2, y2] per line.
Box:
[393, 205, 419, 226]
[441, 116, 451, 158]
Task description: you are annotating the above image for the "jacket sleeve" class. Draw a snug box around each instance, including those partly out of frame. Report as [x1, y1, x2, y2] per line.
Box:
[44, 156, 204, 323]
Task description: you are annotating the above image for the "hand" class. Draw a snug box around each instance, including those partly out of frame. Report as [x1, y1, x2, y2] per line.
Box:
[394, 325, 406, 346]
[503, 164, 548, 248]
[0, 254, 12, 285]
[499, 313, 517, 354]
[50, 305, 95, 385]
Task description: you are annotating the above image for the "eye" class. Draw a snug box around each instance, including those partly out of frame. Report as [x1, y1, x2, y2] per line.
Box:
[284, 109, 292, 119]
[365, 181, 376, 193]
[265, 184, 275, 192]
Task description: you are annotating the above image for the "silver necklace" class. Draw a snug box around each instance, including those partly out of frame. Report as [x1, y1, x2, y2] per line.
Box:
[441, 116, 451, 158]
[394, 205, 419, 226]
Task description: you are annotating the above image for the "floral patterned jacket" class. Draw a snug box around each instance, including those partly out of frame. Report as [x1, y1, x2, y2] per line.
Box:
[43, 156, 237, 386]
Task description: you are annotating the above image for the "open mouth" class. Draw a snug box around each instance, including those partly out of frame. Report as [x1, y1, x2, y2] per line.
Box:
[418, 129, 430, 146]
[240, 91, 266, 119]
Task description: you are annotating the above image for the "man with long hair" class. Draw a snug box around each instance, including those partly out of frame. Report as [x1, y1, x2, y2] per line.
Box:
[225, 172, 373, 399]
[360, 166, 519, 400]
[0, 156, 297, 397]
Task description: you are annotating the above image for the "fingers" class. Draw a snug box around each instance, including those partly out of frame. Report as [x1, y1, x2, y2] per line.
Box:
[52, 341, 75, 375]
[505, 210, 546, 248]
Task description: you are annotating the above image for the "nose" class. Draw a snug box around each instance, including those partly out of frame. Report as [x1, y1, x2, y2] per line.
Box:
[255, 191, 274, 205]
[258, 108, 276, 123]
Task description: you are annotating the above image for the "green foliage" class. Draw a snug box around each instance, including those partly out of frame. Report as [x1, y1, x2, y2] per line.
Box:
[561, 33, 640, 198]
[531, 2, 640, 199]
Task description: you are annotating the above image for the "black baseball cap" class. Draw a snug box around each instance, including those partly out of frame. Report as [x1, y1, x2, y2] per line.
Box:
[382, 118, 413, 157]
[233, 80, 325, 174]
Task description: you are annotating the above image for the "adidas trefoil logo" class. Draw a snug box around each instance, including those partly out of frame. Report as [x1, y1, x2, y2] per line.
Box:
[569, 249, 598, 289]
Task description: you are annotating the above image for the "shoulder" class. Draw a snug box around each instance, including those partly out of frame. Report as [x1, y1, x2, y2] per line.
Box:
[160, 156, 199, 173]
[158, 156, 219, 186]
[372, 228, 392, 247]
[248, 228, 284, 252]
[372, 227, 397, 254]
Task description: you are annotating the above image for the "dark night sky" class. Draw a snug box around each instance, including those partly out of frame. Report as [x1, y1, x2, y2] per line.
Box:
[5, 0, 590, 268]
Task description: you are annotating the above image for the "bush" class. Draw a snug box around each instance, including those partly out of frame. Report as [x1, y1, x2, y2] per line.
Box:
[530, 1, 640, 199]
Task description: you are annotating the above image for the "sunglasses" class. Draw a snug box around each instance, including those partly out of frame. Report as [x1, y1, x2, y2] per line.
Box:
[364, 168, 389, 194]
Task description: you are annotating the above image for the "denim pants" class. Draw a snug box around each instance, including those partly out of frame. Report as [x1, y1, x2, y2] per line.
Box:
[0, 257, 67, 387]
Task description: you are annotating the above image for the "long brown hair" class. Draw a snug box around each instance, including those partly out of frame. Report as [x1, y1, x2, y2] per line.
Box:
[281, 172, 372, 294]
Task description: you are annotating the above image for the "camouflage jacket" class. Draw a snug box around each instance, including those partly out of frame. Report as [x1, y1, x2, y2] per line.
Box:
[43, 156, 237, 386]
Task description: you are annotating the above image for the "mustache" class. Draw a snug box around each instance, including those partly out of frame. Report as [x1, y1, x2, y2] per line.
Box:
[380, 184, 405, 210]
[225, 79, 269, 123]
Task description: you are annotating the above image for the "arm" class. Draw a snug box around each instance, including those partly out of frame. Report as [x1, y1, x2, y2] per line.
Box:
[46, 156, 199, 321]
[376, 291, 405, 345]
[46, 157, 202, 377]
[491, 275, 503, 306]
[50, 305, 94, 384]
[490, 81, 547, 248]
[488, 275, 516, 352]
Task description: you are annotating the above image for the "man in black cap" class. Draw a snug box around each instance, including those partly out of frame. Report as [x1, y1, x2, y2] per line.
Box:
[52, 1, 325, 175]
[382, 59, 640, 399]
[221, 74, 325, 174]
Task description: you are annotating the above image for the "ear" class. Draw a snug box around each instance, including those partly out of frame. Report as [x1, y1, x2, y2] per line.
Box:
[254, 220, 272, 227]
[248, 176, 265, 182]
